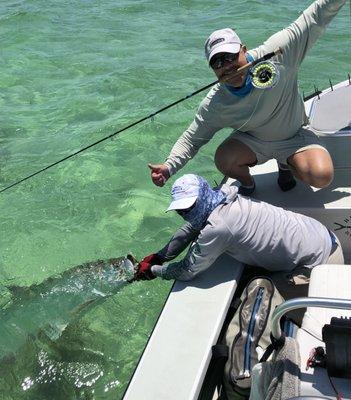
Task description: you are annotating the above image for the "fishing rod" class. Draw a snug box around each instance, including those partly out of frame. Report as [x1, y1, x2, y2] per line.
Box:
[0, 48, 282, 194]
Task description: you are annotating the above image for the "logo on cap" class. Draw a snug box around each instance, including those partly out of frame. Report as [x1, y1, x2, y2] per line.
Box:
[210, 38, 225, 48]
[171, 185, 185, 196]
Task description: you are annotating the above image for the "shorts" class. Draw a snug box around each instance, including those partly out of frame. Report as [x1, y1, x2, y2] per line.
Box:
[231, 126, 329, 165]
[270, 233, 344, 325]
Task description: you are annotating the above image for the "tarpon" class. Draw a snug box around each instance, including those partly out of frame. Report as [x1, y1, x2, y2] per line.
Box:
[0, 255, 137, 361]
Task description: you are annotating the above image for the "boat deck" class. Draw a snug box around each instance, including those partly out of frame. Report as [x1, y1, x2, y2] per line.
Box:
[123, 255, 243, 400]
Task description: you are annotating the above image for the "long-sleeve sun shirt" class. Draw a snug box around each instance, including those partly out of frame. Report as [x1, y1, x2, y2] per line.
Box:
[164, 0, 347, 176]
[151, 185, 332, 281]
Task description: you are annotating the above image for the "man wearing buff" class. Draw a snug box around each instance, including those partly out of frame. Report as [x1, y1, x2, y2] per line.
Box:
[135, 174, 344, 323]
[149, 0, 347, 195]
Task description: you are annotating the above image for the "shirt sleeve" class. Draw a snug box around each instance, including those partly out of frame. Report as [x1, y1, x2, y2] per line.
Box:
[152, 221, 231, 281]
[164, 94, 223, 176]
[255, 0, 347, 70]
[156, 222, 200, 261]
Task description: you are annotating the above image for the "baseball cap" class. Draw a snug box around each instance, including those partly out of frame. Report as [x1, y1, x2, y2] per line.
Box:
[205, 28, 242, 63]
[166, 174, 200, 212]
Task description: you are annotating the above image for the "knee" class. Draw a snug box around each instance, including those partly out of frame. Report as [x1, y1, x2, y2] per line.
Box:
[312, 169, 334, 188]
[289, 151, 334, 188]
[301, 164, 334, 188]
[214, 144, 236, 175]
[214, 141, 256, 175]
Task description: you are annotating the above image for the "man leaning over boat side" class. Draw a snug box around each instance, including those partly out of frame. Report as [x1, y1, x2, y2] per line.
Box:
[135, 174, 344, 310]
[148, 0, 347, 195]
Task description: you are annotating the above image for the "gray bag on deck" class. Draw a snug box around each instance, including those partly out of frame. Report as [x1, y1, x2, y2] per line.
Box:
[222, 277, 284, 399]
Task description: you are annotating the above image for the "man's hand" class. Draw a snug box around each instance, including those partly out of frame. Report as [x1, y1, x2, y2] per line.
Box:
[148, 163, 170, 187]
[134, 253, 164, 280]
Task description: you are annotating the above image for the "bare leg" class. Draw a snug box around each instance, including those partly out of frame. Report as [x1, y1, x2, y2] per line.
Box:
[214, 138, 257, 186]
[287, 148, 334, 188]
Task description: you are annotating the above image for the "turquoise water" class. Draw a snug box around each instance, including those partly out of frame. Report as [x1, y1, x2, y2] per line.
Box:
[0, 0, 349, 398]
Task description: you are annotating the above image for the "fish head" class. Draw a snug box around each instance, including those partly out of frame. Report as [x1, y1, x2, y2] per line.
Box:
[107, 254, 138, 270]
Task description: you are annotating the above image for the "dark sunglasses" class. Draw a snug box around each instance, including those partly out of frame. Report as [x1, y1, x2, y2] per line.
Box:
[210, 52, 240, 70]
[176, 201, 196, 217]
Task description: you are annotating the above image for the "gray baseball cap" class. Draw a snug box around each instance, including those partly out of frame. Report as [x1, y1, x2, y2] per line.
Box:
[166, 174, 199, 212]
[205, 28, 242, 63]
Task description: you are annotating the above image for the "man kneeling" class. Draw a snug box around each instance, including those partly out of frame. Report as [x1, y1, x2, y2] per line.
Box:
[135, 174, 343, 295]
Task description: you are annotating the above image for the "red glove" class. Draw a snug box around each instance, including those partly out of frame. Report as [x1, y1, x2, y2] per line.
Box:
[134, 253, 164, 280]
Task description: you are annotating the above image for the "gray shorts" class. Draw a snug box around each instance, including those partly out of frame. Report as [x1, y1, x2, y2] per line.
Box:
[231, 126, 329, 165]
[270, 233, 344, 325]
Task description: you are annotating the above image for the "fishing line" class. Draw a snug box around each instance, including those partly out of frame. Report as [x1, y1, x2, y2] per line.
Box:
[0, 49, 282, 194]
[233, 89, 265, 133]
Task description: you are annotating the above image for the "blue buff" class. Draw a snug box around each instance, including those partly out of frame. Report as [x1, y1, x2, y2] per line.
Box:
[225, 53, 254, 98]
[182, 176, 226, 230]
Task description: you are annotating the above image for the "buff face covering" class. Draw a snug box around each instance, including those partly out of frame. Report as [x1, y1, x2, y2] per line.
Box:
[182, 175, 226, 229]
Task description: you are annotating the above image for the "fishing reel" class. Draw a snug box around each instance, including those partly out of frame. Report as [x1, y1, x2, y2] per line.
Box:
[250, 61, 280, 89]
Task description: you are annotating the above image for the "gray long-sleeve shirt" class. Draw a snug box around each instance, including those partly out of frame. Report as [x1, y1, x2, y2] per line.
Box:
[152, 185, 332, 280]
[164, 0, 347, 176]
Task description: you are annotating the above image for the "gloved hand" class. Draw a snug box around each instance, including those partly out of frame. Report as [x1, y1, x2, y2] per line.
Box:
[134, 253, 164, 280]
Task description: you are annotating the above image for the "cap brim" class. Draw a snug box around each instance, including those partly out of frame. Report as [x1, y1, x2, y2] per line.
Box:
[208, 43, 241, 63]
[166, 196, 197, 212]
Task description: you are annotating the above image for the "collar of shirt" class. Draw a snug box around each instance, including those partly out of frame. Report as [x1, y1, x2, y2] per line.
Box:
[224, 53, 254, 98]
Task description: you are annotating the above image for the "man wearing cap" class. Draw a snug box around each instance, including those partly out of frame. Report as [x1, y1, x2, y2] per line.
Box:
[135, 174, 343, 298]
[148, 0, 347, 195]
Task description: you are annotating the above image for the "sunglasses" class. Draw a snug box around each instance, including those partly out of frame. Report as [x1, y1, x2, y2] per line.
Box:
[176, 201, 196, 217]
[210, 52, 240, 70]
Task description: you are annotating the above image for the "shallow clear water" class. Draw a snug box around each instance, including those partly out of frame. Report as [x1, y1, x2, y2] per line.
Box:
[0, 0, 349, 398]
